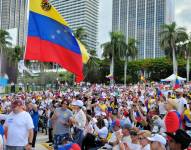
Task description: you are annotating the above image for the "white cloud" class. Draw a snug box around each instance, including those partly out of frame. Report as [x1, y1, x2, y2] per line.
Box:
[176, 0, 191, 32]
[97, 0, 112, 57]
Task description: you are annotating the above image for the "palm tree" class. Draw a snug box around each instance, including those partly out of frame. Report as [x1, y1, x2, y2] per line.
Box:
[84, 49, 100, 81]
[0, 29, 12, 74]
[160, 22, 188, 75]
[178, 33, 191, 82]
[0, 30, 12, 50]
[121, 38, 138, 86]
[101, 32, 127, 84]
[74, 27, 87, 46]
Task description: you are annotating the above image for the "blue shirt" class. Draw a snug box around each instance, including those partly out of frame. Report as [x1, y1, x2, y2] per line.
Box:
[29, 110, 39, 131]
[0, 125, 4, 136]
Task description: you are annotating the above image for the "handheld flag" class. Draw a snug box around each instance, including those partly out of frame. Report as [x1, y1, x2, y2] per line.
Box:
[24, 0, 83, 82]
[106, 74, 113, 79]
[140, 73, 146, 83]
[174, 76, 180, 90]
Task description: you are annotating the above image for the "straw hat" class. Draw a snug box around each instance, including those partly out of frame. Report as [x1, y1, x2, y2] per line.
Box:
[167, 98, 178, 110]
[138, 130, 152, 138]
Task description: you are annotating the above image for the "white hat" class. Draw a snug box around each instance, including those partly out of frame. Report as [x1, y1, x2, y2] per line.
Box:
[95, 112, 101, 117]
[71, 100, 84, 107]
[175, 88, 183, 93]
[101, 112, 106, 116]
[147, 134, 166, 145]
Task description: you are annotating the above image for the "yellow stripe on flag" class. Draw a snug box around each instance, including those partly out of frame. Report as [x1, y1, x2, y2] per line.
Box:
[30, 0, 68, 26]
[77, 40, 89, 64]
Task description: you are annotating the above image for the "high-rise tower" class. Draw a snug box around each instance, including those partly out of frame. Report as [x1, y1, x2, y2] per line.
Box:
[0, 0, 28, 46]
[112, 0, 175, 59]
[50, 0, 99, 51]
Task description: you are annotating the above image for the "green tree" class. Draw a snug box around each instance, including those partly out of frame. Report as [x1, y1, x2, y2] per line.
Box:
[186, 39, 191, 82]
[122, 38, 138, 85]
[160, 22, 188, 75]
[7, 46, 24, 65]
[74, 27, 87, 46]
[101, 32, 127, 84]
[178, 33, 191, 82]
[84, 49, 100, 82]
[0, 30, 12, 74]
[0, 30, 12, 51]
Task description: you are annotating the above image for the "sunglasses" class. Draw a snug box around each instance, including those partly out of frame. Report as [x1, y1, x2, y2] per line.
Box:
[139, 137, 146, 140]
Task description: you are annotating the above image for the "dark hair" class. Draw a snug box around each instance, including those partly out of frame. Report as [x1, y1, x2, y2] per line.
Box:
[61, 99, 69, 106]
[96, 118, 105, 129]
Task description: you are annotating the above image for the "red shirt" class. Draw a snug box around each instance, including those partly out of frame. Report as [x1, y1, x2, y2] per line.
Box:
[165, 111, 180, 133]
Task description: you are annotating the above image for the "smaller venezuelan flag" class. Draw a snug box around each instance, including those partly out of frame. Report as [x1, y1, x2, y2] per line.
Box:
[174, 77, 180, 90]
[106, 74, 113, 79]
[25, 0, 83, 82]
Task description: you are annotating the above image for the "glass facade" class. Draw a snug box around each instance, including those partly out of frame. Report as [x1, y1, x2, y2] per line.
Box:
[137, 0, 145, 58]
[50, 0, 99, 51]
[0, 0, 28, 46]
[145, 0, 155, 58]
[128, 0, 136, 39]
[155, 0, 165, 57]
[112, 0, 174, 59]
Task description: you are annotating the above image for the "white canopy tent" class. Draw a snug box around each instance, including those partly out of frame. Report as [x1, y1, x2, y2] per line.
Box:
[161, 74, 186, 82]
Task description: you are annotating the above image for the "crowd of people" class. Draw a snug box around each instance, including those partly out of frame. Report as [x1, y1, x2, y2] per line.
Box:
[0, 82, 190, 150]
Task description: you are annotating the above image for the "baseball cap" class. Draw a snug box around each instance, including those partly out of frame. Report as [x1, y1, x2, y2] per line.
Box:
[122, 123, 132, 129]
[11, 100, 23, 108]
[147, 134, 166, 145]
[175, 88, 183, 93]
[71, 100, 84, 107]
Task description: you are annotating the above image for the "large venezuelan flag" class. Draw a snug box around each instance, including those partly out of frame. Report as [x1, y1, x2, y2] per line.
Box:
[25, 0, 83, 82]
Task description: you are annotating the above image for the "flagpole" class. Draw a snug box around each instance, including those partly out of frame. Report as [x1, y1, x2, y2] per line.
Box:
[23, 0, 30, 60]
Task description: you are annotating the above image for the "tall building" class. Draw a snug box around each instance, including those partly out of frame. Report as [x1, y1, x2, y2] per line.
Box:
[50, 0, 99, 51]
[0, 0, 28, 46]
[112, 0, 175, 59]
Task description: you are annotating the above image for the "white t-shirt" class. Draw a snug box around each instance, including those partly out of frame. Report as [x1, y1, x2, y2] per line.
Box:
[158, 102, 166, 115]
[176, 97, 187, 114]
[126, 142, 141, 150]
[0, 135, 3, 149]
[142, 144, 151, 150]
[73, 109, 86, 130]
[5, 111, 34, 146]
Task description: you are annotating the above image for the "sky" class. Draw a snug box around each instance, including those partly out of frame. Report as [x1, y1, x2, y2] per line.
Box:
[97, 0, 191, 56]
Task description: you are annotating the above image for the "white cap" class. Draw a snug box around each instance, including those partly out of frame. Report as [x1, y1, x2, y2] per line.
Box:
[101, 112, 106, 116]
[95, 112, 101, 117]
[71, 100, 84, 107]
[147, 134, 166, 145]
[175, 88, 183, 93]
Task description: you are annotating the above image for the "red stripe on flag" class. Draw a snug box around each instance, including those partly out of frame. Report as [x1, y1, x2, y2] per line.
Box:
[25, 36, 83, 82]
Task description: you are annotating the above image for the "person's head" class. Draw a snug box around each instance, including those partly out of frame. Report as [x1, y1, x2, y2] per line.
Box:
[166, 129, 191, 150]
[122, 124, 131, 136]
[71, 100, 83, 111]
[61, 99, 69, 109]
[113, 119, 121, 131]
[165, 99, 177, 111]
[147, 134, 166, 150]
[138, 130, 151, 147]
[100, 112, 106, 119]
[96, 118, 105, 129]
[129, 130, 139, 143]
[175, 88, 183, 97]
[11, 100, 24, 113]
[27, 102, 33, 111]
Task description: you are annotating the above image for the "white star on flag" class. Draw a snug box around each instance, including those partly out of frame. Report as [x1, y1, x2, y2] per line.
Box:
[51, 35, 55, 39]
[56, 30, 61, 34]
